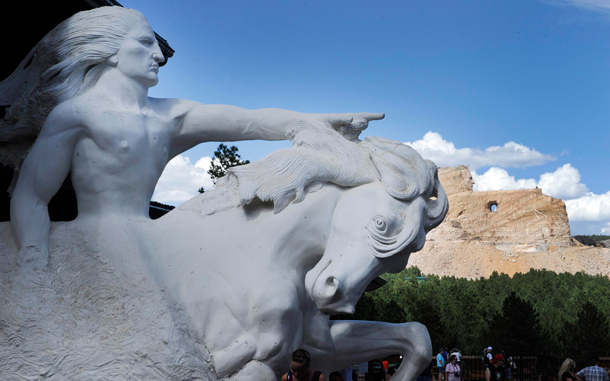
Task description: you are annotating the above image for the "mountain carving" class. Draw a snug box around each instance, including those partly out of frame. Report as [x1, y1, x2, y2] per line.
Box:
[411, 166, 610, 278]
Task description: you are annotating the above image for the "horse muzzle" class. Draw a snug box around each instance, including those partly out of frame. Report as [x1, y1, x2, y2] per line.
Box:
[306, 261, 356, 315]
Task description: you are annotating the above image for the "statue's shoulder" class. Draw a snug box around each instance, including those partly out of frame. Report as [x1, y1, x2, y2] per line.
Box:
[42, 97, 92, 135]
[149, 97, 201, 121]
[149, 97, 197, 113]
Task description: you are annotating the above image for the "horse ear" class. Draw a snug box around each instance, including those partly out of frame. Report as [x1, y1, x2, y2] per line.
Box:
[424, 165, 448, 230]
[365, 137, 424, 201]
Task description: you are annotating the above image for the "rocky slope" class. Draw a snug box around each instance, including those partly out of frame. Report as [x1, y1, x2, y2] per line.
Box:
[409, 240, 610, 279]
[411, 166, 610, 279]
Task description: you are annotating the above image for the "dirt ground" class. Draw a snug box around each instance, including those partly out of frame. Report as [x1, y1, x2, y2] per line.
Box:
[408, 240, 610, 279]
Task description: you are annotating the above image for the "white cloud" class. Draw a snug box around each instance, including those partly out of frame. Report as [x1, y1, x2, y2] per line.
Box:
[473, 167, 537, 191]
[471, 164, 588, 200]
[152, 154, 214, 205]
[471, 164, 608, 233]
[565, 191, 610, 222]
[537, 164, 588, 199]
[405, 132, 556, 170]
[154, 190, 199, 204]
[543, 0, 610, 12]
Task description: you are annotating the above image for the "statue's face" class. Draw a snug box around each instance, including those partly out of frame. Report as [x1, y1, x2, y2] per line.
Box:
[115, 17, 165, 87]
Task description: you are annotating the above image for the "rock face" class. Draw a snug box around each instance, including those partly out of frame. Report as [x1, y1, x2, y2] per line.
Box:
[406, 166, 609, 280]
[409, 240, 610, 279]
[428, 165, 572, 251]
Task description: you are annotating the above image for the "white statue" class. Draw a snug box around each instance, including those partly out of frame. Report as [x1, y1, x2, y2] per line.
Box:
[2, 6, 382, 267]
[0, 5, 449, 381]
[140, 119, 449, 380]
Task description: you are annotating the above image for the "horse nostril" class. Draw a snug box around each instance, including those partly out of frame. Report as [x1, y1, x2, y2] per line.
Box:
[322, 276, 339, 298]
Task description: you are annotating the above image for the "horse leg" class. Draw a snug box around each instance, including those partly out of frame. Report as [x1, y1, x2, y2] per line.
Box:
[329, 320, 432, 381]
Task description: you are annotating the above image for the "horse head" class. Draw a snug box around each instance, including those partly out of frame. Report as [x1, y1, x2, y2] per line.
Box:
[225, 120, 448, 316]
[304, 136, 448, 314]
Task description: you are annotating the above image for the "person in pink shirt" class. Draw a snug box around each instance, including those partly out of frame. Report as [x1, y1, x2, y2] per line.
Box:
[445, 355, 461, 381]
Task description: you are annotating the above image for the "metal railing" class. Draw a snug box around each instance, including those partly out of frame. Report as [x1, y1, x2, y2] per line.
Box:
[433, 355, 563, 381]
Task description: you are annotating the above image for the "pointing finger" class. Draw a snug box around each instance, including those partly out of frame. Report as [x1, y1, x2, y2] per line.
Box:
[357, 112, 385, 121]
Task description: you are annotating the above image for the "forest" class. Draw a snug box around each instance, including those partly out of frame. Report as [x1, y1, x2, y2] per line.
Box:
[573, 235, 610, 247]
[338, 267, 610, 367]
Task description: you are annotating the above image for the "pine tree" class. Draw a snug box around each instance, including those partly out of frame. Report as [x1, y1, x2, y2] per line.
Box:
[198, 144, 250, 193]
[488, 291, 546, 354]
[564, 302, 610, 366]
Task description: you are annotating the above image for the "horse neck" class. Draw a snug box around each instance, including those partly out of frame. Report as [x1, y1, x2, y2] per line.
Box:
[265, 184, 343, 271]
[154, 183, 343, 275]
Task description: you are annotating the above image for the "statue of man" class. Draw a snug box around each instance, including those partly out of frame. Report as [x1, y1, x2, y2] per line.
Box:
[3, 6, 383, 265]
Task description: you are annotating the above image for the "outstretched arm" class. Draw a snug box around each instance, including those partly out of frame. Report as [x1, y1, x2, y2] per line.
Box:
[10, 103, 83, 266]
[170, 101, 384, 154]
[329, 320, 432, 381]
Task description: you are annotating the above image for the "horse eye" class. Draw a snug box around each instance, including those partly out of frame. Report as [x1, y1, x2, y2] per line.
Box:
[373, 217, 387, 232]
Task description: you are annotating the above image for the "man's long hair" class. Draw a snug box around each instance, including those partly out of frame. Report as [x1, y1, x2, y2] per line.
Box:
[0, 6, 146, 179]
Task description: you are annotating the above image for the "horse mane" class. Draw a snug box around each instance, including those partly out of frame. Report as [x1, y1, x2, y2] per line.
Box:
[178, 119, 447, 222]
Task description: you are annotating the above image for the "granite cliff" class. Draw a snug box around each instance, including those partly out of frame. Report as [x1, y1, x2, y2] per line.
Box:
[410, 166, 610, 279]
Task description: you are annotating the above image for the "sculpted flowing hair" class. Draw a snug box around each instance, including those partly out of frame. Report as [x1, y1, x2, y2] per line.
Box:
[227, 119, 446, 223]
[0, 6, 145, 173]
[183, 118, 448, 253]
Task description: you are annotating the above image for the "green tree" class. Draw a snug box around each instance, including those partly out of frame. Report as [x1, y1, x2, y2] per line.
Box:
[332, 267, 610, 357]
[488, 291, 546, 354]
[441, 278, 487, 354]
[564, 301, 610, 366]
[198, 144, 250, 193]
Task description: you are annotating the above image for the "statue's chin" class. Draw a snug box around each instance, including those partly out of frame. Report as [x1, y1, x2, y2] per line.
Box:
[317, 301, 356, 316]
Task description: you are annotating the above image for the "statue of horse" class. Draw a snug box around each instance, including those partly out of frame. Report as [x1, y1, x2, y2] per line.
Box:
[138, 119, 449, 380]
[0, 119, 447, 380]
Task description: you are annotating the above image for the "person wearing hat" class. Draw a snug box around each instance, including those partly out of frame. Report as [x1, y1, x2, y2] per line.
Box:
[483, 347, 493, 369]
[485, 354, 506, 381]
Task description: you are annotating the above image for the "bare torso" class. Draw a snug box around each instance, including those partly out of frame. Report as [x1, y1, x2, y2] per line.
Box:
[9, 52, 382, 262]
[68, 94, 184, 218]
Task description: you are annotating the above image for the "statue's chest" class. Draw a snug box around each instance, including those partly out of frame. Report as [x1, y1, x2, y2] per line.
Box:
[85, 111, 171, 161]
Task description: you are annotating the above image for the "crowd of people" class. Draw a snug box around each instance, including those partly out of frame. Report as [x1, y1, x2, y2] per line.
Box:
[281, 349, 398, 381]
[283, 348, 610, 381]
[431, 347, 466, 381]
[417, 346, 518, 381]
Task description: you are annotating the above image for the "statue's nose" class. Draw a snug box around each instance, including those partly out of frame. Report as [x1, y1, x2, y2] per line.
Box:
[152, 42, 165, 64]
[153, 51, 165, 64]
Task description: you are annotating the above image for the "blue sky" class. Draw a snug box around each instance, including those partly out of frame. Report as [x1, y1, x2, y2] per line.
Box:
[120, 0, 610, 234]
